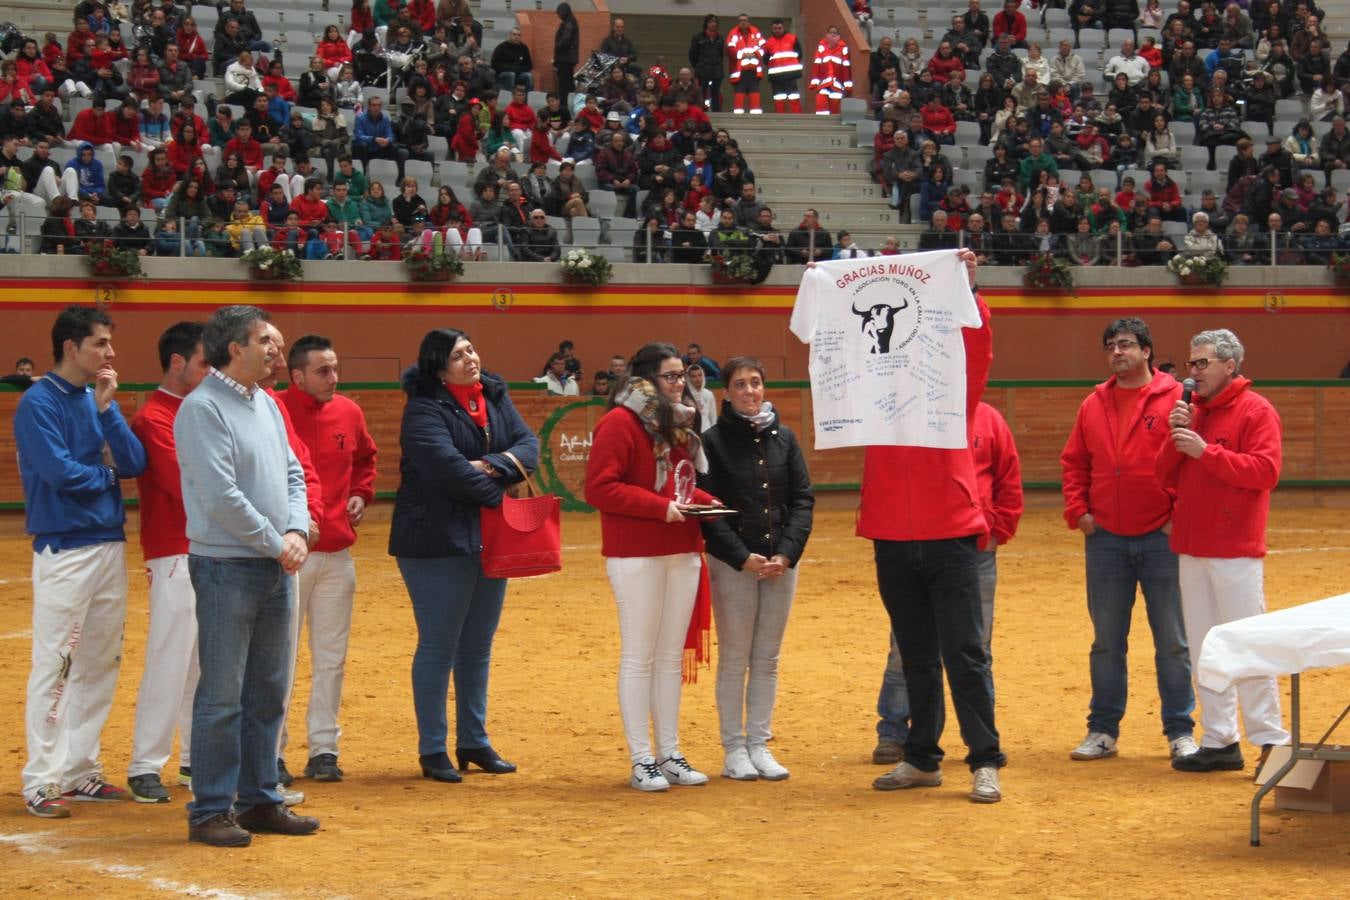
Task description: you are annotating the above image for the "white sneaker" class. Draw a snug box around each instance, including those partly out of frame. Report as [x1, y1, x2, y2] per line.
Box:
[630, 757, 671, 792]
[1070, 732, 1119, 760]
[1169, 735, 1200, 759]
[280, 785, 305, 807]
[657, 753, 709, 786]
[970, 766, 1002, 803]
[748, 746, 789, 781]
[872, 761, 943, 791]
[721, 746, 759, 781]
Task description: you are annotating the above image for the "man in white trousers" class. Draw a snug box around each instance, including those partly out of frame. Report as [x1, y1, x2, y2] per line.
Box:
[15, 304, 147, 818]
[127, 322, 210, 803]
[278, 334, 377, 782]
[1156, 328, 1290, 773]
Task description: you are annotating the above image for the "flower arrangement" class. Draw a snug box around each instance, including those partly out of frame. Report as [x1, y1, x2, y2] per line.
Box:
[1167, 254, 1227, 285]
[405, 249, 465, 281]
[560, 247, 612, 286]
[710, 253, 759, 284]
[1330, 253, 1350, 285]
[87, 239, 143, 278]
[241, 246, 303, 280]
[1022, 252, 1075, 293]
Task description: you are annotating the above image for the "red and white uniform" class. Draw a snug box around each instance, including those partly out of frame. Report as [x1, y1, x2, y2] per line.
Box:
[763, 31, 804, 112]
[726, 24, 766, 114]
[810, 35, 852, 114]
[1155, 375, 1289, 751]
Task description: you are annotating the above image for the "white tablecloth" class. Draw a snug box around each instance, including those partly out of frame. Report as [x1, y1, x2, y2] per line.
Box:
[1197, 593, 1350, 693]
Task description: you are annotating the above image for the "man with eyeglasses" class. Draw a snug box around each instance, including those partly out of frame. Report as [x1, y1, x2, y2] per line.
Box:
[1157, 329, 1289, 774]
[1060, 317, 1197, 764]
[517, 209, 561, 262]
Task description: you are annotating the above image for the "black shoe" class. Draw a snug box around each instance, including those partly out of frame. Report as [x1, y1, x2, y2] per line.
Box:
[189, 813, 252, 847]
[276, 758, 294, 787]
[304, 753, 343, 782]
[456, 746, 517, 774]
[235, 802, 319, 835]
[128, 773, 171, 803]
[1172, 742, 1244, 772]
[419, 753, 462, 783]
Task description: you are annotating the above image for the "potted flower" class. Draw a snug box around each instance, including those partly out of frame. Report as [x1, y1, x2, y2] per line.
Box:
[1022, 252, 1076, 293]
[1330, 253, 1350, 287]
[241, 246, 303, 281]
[710, 253, 759, 284]
[86, 239, 143, 278]
[560, 247, 612, 286]
[405, 249, 465, 281]
[1167, 254, 1227, 285]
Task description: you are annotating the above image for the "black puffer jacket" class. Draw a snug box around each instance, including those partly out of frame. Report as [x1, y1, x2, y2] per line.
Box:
[698, 401, 814, 570]
[388, 367, 539, 559]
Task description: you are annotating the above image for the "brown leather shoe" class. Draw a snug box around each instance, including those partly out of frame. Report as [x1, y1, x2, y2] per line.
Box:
[872, 739, 905, 766]
[188, 813, 253, 847]
[235, 803, 319, 836]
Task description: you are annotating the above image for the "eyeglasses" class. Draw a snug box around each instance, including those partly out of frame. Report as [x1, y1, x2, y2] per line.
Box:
[1187, 357, 1221, 371]
[1104, 339, 1139, 352]
[656, 371, 687, 384]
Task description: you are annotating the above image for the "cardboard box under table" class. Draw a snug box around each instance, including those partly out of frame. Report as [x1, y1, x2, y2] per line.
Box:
[1196, 592, 1350, 846]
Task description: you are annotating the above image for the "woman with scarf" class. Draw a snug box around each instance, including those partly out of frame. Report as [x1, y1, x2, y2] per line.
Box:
[585, 342, 721, 793]
[390, 328, 539, 783]
[698, 357, 813, 782]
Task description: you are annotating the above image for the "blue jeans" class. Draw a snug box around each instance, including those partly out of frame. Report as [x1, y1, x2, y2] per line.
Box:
[1084, 527, 1195, 740]
[397, 555, 506, 756]
[878, 547, 998, 740]
[186, 556, 291, 826]
[496, 71, 534, 92]
[874, 537, 1004, 772]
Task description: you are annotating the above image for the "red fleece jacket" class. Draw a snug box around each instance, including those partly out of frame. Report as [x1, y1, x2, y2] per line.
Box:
[973, 401, 1023, 546]
[280, 387, 378, 553]
[132, 389, 190, 559]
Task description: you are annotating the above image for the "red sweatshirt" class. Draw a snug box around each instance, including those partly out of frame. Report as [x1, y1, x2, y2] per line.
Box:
[107, 110, 141, 144]
[266, 386, 325, 528]
[505, 99, 537, 131]
[280, 387, 378, 553]
[132, 389, 190, 559]
[141, 165, 178, 204]
[920, 103, 956, 135]
[973, 401, 1023, 546]
[69, 108, 114, 145]
[857, 295, 993, 543]
[1145, 176, 1181, 209]
[1061, 370, 1181, 535]
[585, 406, 715, 558]
[224, 136, 263, 168]
[1156, 377, 1281, 558]
[290, 193, 331, 227]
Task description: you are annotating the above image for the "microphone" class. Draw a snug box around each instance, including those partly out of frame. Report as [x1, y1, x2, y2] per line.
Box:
[1181, 378, 1195, 406]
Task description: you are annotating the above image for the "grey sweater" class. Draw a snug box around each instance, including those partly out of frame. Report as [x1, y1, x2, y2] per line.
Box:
[175, 373, 307, 559]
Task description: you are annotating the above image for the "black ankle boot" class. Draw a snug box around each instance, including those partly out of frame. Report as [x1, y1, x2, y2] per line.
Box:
[419, 752, 462, 783]
[455, 746, 517, 774]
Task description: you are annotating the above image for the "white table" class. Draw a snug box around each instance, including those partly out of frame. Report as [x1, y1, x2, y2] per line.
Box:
[1197, 592, 1350, 846]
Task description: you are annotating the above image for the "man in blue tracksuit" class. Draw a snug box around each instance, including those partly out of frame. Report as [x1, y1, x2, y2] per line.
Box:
[14, 304, 146, 819]
[64, 142, 107, 204]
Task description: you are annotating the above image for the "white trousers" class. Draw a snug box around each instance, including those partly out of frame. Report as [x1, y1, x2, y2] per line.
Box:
[280, 549, 356, 758]
[606, 553, 701, 762]
[1179, 555, 1290, 749]
[128, 555, 199, 778]
[709, 556, 798, 750]
[23, 542, 127, 800]
[445, 227, 484, 254]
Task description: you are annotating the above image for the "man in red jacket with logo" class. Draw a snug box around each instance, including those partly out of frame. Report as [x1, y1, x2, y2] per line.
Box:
[126, 322, 210, 804]
[279, 335, 377, 784]
[1158, 328, 1289, 773]
[865, 249, 1006, 804]
[1061, 317, 1197, 764]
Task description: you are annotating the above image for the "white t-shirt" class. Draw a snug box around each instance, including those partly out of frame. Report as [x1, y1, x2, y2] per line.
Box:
[692, 387, 718, 432]
[788, 249, 980, 450]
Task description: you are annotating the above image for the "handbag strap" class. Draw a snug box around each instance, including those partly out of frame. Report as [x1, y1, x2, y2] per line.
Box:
[500, 450, 541, 497]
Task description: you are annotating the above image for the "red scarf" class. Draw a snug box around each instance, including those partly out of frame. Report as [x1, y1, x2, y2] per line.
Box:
[445, 380, 487, 427]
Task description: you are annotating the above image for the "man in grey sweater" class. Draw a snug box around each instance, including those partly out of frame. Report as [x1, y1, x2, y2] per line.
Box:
[174, 305, 317, 848]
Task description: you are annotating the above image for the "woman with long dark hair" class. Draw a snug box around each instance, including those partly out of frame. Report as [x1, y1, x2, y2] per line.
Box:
[553, 3, 579, 99]
[389, 328, 539, 782]
[585, 342, 720, 792]
[699, 357, 813, 781]
[689, 14, 724, 112]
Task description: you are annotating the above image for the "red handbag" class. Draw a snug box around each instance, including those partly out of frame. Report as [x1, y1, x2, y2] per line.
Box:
[479, 451, 562, 579]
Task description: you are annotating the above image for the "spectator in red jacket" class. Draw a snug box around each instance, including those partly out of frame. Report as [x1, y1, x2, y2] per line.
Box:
[926, 42, 966, 84]
[289, 177, 332, 232]
[175, 16, 211, 78]
[1158, 328, 1290, 774]
[68, 98, 116, 150]
[107, 99, 146, 154]
[991, 0, 1028, 49]
[223, 119, 265, 170]
[920, 94, 957, 145]
[1060, 317, 1196, 766]
[1144, 162, 1185, 222]
[141, 148, 179, 210]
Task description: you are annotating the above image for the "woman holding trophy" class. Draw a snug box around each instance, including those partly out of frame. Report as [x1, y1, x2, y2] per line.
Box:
[584, 342, 729, 793]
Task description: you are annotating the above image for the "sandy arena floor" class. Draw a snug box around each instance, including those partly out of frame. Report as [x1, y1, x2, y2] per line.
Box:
[0, 505, 1347, 898]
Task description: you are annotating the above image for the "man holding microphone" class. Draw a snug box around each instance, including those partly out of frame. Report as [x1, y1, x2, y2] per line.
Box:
[1157, 328, 1290, 773]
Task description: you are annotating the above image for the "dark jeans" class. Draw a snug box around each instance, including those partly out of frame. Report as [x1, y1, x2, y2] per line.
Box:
[555, 62, 576, 99]
[1084, 526, 1195, 739]
[186, 556, 291, 826]
[397, 555, 507, 756]
[700, 77, 723, 111]
[874, 537, 1004, 772]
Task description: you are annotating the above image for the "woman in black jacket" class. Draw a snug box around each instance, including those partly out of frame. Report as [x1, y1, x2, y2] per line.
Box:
[688, 14, 724, 112]
[389, 328, 540, 783]
[553, 3, 579, 99]
[698, 357, 813, 782]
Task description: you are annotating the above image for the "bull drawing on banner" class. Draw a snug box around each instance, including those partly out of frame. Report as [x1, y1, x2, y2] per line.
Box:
[853, 295, 909, 354]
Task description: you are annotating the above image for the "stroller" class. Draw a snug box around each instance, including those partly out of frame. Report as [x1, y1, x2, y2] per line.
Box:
[0, 22, 25, 57]
[574, 52, 618, 95]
